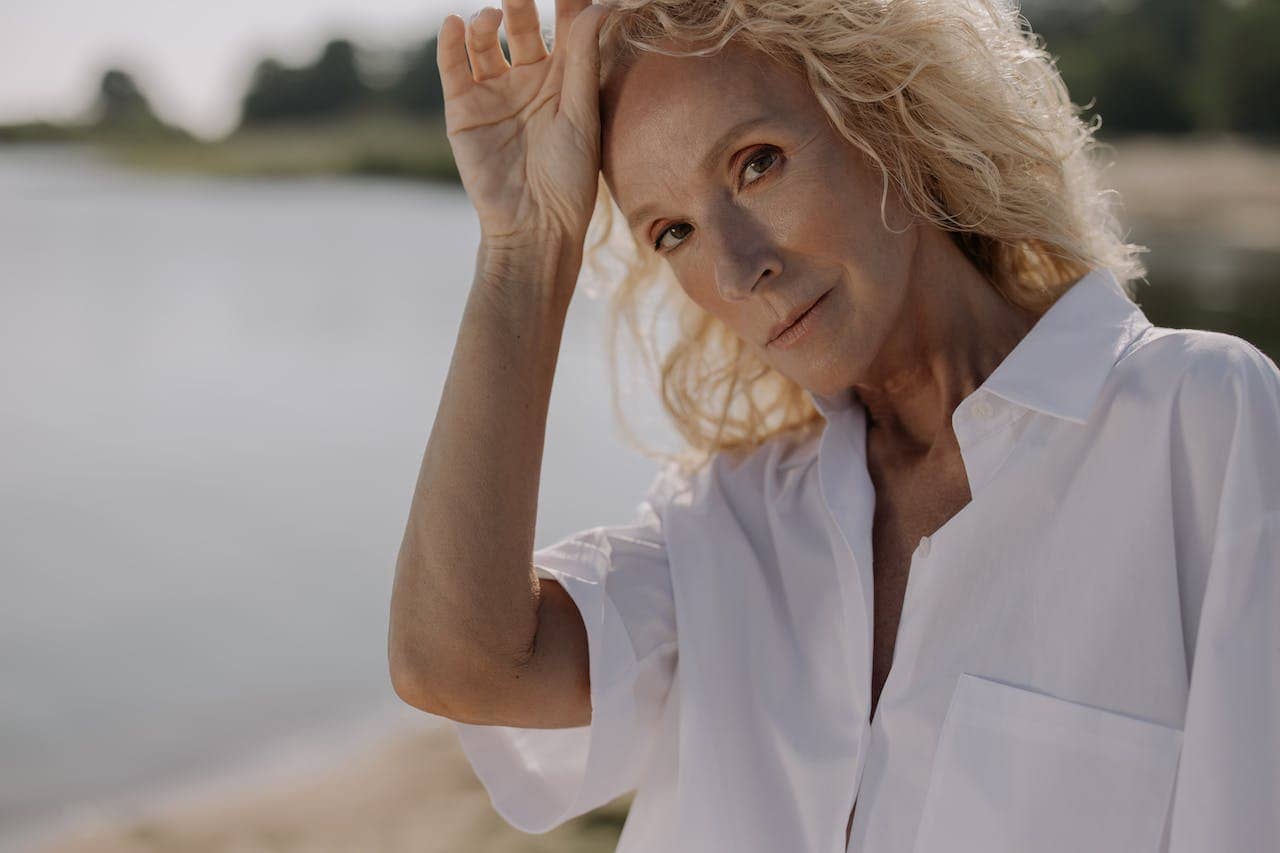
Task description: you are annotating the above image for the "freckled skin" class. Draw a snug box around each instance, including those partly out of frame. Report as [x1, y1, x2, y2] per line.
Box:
[600, 38, 1047, 847]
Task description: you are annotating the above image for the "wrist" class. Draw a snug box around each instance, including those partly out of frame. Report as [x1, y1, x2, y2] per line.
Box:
[475, 229, 583, 315]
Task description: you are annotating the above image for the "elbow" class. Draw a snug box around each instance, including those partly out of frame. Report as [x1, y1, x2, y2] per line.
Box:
[386, 632, 512, 722]
[388, 638, 445, 715]
[387, 618, 463, 718]
[388, 636, 538, 725]
[385, 569, 544, 722]
[387, 583, 456, 716]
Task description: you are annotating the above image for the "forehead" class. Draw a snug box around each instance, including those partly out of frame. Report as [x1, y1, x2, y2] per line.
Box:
[601, 41, 817, 224]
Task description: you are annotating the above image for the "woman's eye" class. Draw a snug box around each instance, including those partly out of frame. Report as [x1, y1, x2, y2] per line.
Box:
[655, 222, 693, 253]
[653, 148, 781, 254]
[741, 148, 778, 185]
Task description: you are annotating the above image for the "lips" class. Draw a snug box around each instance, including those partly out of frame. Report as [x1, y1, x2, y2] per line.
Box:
[766, 290, 830, 345]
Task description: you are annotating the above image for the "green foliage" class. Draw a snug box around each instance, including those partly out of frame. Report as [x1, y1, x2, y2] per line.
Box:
[1029, 0, 1279, 138]
[94, 69, 156, 128]
[1211, 0, 1280, 133]
[385, 37, 446, 117]
[0, 67, 191, 144]
[219, 2, 1274, 139]
[0, 121, 95, 143]
[240, 39, 372, 127]
[103, 115, 459, 182]
[237, 31, 518, 129]
[84, 68, 190, 141]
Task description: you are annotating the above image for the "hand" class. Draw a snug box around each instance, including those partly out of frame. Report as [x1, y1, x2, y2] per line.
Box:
[437, 0, 611, 252]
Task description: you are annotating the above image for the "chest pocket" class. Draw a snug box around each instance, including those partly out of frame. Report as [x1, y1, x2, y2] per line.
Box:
[912, 673, 1183, 853]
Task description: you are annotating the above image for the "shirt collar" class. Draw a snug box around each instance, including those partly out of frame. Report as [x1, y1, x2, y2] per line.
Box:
[804, 268, 1152, 425]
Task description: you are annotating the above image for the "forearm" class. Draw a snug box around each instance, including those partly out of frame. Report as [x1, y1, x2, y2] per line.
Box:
[389, 232, 581, 712]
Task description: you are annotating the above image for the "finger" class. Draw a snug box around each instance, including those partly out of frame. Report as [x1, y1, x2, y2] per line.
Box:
[560, 4, 609, 128]
[502, 0, 549, 67]
[552, 0, 592, 51]
[437, 14, 475, 101]
[466, 6, 510, 82]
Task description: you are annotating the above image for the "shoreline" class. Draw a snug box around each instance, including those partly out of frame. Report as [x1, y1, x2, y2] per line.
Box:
[13, 702, 425, 853]
[28, 704, 631, 853]
[1101, 136, 1280, 254]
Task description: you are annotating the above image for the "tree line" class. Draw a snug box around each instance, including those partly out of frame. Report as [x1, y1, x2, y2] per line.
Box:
[6, 0, 1276, 143]
[232, 0, 1277, 136]
[1028, 0, 1278, 135]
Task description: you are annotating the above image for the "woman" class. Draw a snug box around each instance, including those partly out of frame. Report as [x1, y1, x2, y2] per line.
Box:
[387, 1, 1280, 851]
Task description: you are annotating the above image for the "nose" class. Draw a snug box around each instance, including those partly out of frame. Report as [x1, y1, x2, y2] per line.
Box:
[711, 215, 783, 303]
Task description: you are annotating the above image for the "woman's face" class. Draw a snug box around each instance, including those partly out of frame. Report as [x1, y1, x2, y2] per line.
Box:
[600, 40, 922, 397]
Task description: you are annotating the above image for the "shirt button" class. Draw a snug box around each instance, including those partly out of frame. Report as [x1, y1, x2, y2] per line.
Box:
[972, 399, 994, 419]
[918, 536, 931, 558]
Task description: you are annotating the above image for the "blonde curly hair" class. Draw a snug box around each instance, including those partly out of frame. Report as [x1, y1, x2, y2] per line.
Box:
[579, 0, 1147, 477]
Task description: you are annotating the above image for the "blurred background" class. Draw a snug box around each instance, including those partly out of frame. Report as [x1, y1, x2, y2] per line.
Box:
[2, 0, 1277, 850]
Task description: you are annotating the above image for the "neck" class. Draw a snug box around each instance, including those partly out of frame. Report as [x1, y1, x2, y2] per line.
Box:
[852, 230, 1043, 454]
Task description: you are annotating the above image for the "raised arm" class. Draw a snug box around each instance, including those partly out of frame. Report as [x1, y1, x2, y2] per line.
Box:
[387, 0, 611, 729]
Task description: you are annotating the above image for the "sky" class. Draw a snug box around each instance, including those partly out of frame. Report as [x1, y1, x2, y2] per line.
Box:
[0, 0, 533, 140]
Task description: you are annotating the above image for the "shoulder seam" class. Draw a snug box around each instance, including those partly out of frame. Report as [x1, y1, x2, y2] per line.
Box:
[1115, 323, 1179, 365]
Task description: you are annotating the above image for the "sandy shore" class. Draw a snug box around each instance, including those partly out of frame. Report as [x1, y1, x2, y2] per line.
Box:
[1102, 136, 1280, 252]
[36, 717, 631, 853]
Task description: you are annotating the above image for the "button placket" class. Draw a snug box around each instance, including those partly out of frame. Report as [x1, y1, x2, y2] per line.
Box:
[815, 405, 877, 729]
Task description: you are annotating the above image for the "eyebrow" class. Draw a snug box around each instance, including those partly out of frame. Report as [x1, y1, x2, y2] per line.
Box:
[626, 114, 778, 235]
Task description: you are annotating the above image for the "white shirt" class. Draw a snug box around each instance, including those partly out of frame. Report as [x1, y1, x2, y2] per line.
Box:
[452, 268, 1280, 853]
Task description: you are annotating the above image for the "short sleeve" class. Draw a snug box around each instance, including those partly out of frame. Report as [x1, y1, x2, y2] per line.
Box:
[1165, 341, 1280, 851]
[451, 463, 686, 834]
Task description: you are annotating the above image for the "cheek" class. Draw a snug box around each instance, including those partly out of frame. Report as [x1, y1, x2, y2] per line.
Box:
[677, 272, 715, 312]
[677, 260, 726, 313]
[767, 145, 869, 241]
[760, 170, 838, 247]
[680, 277, 756, 336]
[679, 276, 726, 323]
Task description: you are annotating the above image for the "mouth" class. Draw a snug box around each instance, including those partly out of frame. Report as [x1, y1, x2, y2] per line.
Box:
[766, 289, 832, 347]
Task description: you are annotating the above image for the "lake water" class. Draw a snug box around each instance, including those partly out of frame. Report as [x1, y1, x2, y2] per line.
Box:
[1, 146, 1275, 852]
[0, 147, 678, 850]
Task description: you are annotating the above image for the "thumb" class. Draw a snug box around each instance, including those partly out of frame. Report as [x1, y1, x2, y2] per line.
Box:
[560, 4, 609, 130]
